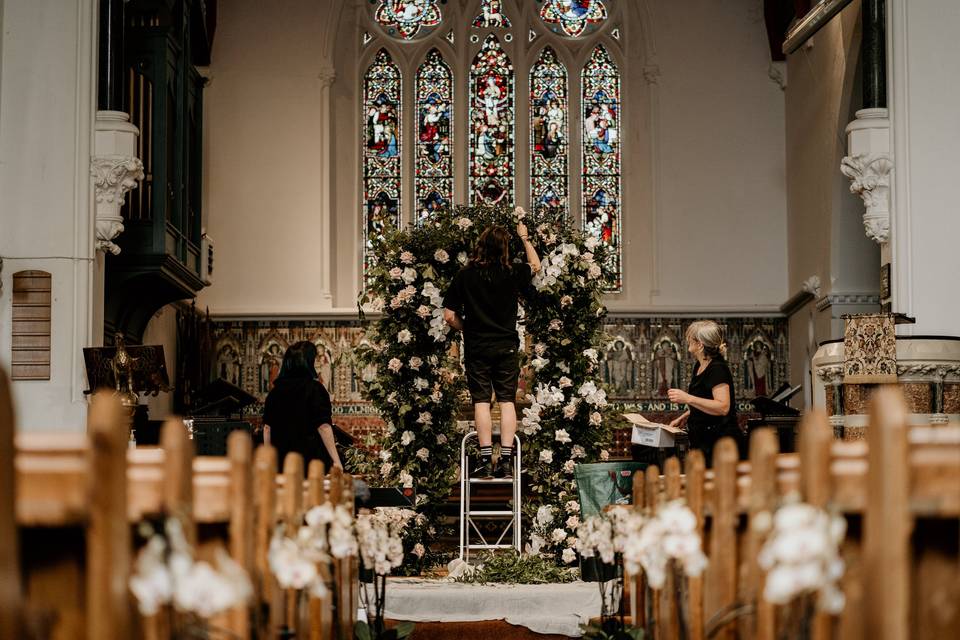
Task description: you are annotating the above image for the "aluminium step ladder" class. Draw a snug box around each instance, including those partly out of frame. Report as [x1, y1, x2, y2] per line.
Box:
[458, 431, 522, 562]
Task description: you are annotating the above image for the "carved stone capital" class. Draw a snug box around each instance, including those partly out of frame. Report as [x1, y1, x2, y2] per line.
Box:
[840, 152, 893, 244]
[318, 65, 336, 89]
[802, 275, 822, 298]
[816, 364, 845, 384]
[643, 65, 660, 85]
[91, 156, 144, 254]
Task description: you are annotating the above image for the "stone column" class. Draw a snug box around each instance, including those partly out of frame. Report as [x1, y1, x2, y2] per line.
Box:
[317, 64, 336, 308]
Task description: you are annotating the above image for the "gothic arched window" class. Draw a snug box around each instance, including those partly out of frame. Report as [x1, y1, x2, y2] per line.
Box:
[469, 34, 514, 206]
[362, 49, 402, 275]
[415, 49, 454, 223]
[529, 46, 569, 217]
[581, 44, 621, 291]
[363, 1, 624, 288]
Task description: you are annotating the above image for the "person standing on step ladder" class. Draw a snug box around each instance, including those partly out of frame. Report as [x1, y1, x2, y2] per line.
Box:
[443, 218, 541, 479]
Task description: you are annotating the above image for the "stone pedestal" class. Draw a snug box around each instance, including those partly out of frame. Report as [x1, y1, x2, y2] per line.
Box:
[813, 337, 960, 439]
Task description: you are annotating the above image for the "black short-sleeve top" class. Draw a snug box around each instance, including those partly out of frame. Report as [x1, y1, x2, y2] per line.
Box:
[686, 358, 738, 434]
[263, 377, 334, 473]
[442, 262, 533, 350]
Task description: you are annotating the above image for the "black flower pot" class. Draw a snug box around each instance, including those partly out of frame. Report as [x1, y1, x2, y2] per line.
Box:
[580, 555, 622, 582]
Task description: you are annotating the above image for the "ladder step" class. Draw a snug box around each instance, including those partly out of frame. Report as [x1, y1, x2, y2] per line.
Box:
[466, 510, 515, 516]
[465, 544, 517, 550]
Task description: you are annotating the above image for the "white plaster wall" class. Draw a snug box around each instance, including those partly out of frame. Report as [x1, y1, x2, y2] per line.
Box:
[198, 0, 335, 315]
[648, 0, 787, 311]
[889, 0, 960, 336]
[0, 0, 97, 430]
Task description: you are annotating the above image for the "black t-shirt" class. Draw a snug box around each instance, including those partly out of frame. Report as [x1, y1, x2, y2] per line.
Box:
[686, 358, 738, 436]
[443, 262, 533, 351]
[262, 377, 334, 473]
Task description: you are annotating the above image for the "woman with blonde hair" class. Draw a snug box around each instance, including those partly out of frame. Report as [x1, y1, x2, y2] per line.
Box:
[667, 320, 739, 467]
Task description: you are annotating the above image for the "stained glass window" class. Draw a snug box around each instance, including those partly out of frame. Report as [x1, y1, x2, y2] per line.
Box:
[529, 46, 568, 217]
[472, 0, 511, 29]
[415, 49, 453, 223]
[374, 0, 443, 40]
[363, 49, 402, 277]
[581, 44, 621, 290]
[539, 0, 607, 38]
[469, 35, 514, 206]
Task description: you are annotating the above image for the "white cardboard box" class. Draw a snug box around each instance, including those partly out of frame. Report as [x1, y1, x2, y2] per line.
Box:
[624, 413, 684, 448]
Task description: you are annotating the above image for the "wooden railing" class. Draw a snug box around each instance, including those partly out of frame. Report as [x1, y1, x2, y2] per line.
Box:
[0, 366, 358, 640]
[628, 386, 960, 640]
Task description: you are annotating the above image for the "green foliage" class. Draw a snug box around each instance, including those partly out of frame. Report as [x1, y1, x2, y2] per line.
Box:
[579, 620, 646, 640]
[454, 549, 580, 585]
[357, 203, 614, 560]
[354, 620, 415, 640]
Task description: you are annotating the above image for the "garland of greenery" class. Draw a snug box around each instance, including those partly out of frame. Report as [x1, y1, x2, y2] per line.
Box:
[356, 204, 613, 561]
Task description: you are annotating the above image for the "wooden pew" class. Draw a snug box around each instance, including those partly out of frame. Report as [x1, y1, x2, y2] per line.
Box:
[0, 367, 22, 638]
[12, 389, 131, 640]
[641, 387, 960, 640]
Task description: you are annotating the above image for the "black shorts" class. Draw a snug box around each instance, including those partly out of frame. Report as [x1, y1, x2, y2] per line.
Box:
[465, 344, 521, 404]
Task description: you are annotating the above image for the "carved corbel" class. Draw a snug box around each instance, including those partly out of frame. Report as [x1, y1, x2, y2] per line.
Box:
[91, 156, 144, 255]
[840, 152, 893, 244]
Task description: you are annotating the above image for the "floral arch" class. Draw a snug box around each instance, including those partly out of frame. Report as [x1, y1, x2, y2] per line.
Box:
[357, 204, 614, 562]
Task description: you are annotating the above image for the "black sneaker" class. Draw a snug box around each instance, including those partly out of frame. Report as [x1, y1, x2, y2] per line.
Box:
[471, 458, 493, 479]
[493, 457, 513, 479]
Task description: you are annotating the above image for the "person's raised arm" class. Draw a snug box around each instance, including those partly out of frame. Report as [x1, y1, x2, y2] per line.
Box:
[517, 221, 541, 274]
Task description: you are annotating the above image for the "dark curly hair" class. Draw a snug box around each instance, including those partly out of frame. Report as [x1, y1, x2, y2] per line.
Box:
[470, 225, 511, 270]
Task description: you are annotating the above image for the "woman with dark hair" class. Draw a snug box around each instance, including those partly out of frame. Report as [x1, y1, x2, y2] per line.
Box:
[262, 340, 344, 474]
[443, 219, 541, 478]
[667, 320, 740, 467]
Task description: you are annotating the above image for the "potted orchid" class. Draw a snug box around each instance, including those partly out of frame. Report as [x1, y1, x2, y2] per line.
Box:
[268, 502, 358, 637]
[129, 518, 253, 639]
[755, 497, 846, 640]
[354, 507, 419, 640]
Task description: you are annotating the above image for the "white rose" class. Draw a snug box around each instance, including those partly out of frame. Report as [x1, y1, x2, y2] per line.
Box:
[400, 251, 415, 264]
[558, 376, 573, 388]
[416, 448, 430, 461]
[514, 206, 527, 219]
[600, 449, 610, 461]
[416, 305, 432, 319]
[555, 429, 572, 444]
[416, 411, 433, 425]
[397, 329, 413, 344]
[539, 450, 553, 464]
[565, 500, 580, 514]
[436, 433, 447, 445]
[434, 249, 449, 263]
[566, 515, 580, 529]
[561, 548, 577, 564]
[551, 528, 567, 544]
[588, 264, 602, 279]
[412, 543, 426, 558]
[389, 267, 403, 280]
[560, 295, 573, 307]
[401, 267, 418, 284]
[590, 412, 602, 426]
[408, 356, 423, 370]
[413, 377, 429, 391]
[399, 471, 414, 488]
[457, 251, 468, 264]
[563, 403, 577, 419]
[563, 459, 576, 474]
[387, 358, 403, 373]
[456, 217, 473, 230]
[400, 431, 415, 446]
[380, 462, 393, 475]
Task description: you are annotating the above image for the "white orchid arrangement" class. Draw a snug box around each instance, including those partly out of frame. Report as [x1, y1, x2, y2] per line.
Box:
[355, 507, 421, 576]
[620, 500, 707, 589]
[355, 508, 421, 640]
[756, 498, 846, 614]
[573, 500, 707, 588]
[268, 502, 358, 598]
[129, 518, 253, 621]
[357, 203, 614, 567]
